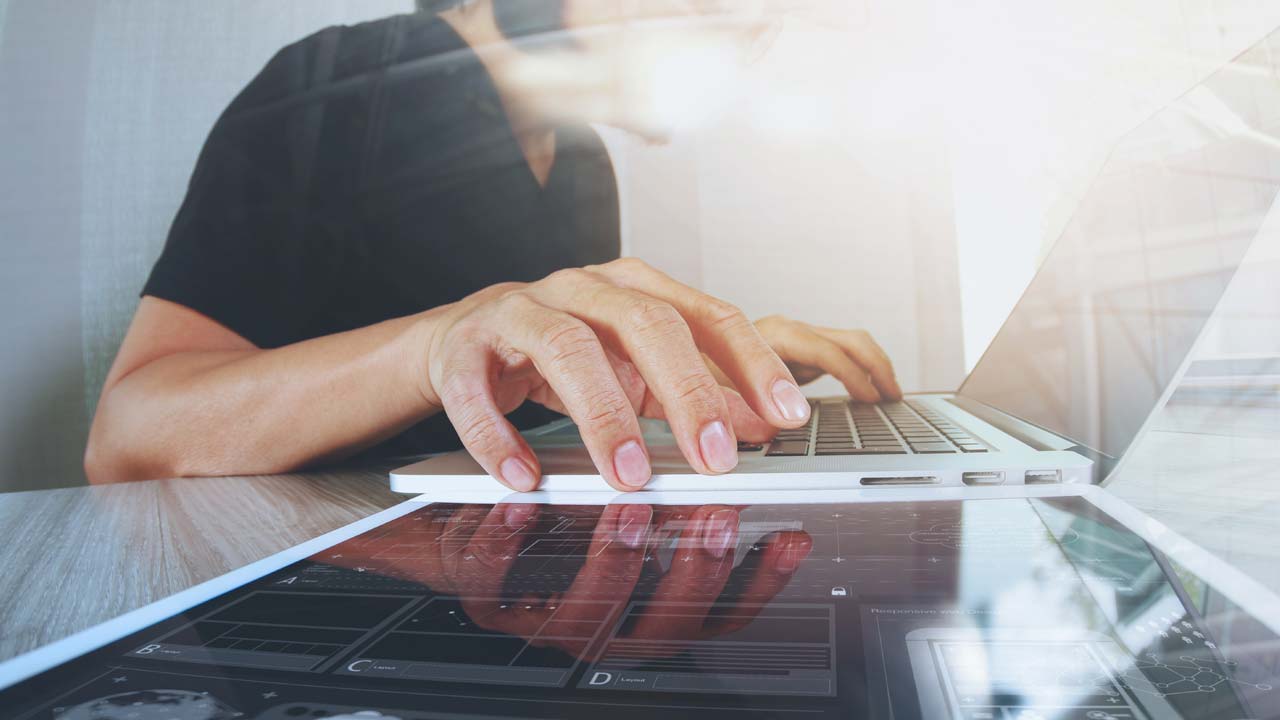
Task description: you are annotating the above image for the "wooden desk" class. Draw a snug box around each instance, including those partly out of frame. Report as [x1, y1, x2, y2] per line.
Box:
[1, 398, 1277, 666]
[0, 470, 402, 664]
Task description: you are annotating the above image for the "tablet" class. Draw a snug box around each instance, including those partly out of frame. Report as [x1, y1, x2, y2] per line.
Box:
[2, 487, 1277, 720]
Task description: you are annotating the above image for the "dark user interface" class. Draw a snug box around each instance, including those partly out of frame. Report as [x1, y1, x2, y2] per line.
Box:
[4, 498, 1277, 719]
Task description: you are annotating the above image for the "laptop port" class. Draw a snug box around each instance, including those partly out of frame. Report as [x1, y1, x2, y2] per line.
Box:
[962, 471, 1004, 486]
[861, 476, 939, 486]
[1025, 469, 1062, 484]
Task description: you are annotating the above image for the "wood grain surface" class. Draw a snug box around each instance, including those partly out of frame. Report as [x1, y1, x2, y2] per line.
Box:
[0, 469, 402, 663]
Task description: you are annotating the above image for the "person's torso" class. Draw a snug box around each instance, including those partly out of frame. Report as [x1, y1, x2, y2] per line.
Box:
[219, 13, 621, 457]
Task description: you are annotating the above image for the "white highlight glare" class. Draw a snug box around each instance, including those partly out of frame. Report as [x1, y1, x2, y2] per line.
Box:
[645, 41, 742, 132]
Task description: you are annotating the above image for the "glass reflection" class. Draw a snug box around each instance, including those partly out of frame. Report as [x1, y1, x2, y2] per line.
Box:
[959, 30, 1280, 472]
[320, 503, 813, 667]
[297, 499, 1275, 719]
[7, 498, 1277, 719]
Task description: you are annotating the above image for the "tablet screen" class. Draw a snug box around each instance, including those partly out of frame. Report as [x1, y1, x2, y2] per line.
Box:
[4, 496, 1276, 719]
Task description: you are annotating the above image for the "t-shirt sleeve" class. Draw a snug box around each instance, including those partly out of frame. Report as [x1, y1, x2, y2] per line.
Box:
[143, 28, 348, 349]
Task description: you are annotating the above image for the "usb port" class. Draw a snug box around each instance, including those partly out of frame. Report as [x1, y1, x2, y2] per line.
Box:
[1025, 469, 1062, 484]
[962, 471, 1004, 486]
[861, 476, 939, 486]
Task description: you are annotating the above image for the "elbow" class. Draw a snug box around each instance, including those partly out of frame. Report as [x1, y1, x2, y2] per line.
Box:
[84, 430, 188, 484]
[83, 433, 120, 484]
[84, 398, 176, 484]
[83, 423, 141, 485]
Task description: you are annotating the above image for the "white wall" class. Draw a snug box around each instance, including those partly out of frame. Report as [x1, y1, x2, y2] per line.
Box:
[613, 0, 968, 395]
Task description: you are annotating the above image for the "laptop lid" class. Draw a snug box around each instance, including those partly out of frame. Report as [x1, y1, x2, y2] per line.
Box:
[958, 27, 1280, 481]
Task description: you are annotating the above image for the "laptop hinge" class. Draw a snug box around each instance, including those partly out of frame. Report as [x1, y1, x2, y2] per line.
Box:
[946, 396, 1077, 451]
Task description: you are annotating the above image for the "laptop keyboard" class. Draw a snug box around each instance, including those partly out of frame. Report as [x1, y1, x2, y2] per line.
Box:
[763, 399, 990, 457]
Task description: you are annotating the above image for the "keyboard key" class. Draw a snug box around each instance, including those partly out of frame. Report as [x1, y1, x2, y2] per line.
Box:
[828, 448, 907, 455]
[961, 446, 989, 453]
[767, 441, 810, 456]
[909, 443, 957, 453]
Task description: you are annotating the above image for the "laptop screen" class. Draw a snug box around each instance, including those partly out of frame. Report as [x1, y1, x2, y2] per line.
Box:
[959, 28, 1280, 462]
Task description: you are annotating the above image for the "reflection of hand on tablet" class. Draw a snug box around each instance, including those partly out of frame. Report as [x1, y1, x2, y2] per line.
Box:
[619, 505, 811, 659]
[456, 503, 810, 661]
[454, 503, 651, 659]
[321, 502, 810, 661]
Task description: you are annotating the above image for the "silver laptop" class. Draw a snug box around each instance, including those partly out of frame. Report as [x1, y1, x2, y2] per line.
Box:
[393, 30, 1280, 494]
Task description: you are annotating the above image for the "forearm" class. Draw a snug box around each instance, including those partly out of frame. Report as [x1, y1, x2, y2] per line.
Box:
[85, 311, 442, 483]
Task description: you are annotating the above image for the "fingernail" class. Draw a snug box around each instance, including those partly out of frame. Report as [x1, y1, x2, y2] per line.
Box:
[775, 537, 811, 573]
[499, 457, 538, 491]
[613, 440, 652, 489]
[698, 421, 737, 473]
[776, 547, 800, 573]
[617, 504, 652, 548]
[503, 503, 535, 529]
[703, 508, 739, 558]
[771, 379, 810, 422]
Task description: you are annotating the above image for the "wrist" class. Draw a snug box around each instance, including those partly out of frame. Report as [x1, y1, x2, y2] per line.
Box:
[401, 307, 450, 414]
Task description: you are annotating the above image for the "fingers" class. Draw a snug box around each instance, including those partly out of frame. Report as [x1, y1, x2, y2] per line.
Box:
[433, 338, 544, 491]
[596, 259, 811, 430]
[704, 530, 812, 636]
[720, 386, 777, 443]
[458, 503, 540, 595]
[528, 270, 739, 475]
[504, 299, 652, 491]
[452, 503, 547, 638]
[629, 384, 776, 444]
[530, 347, 648, 418]
[441, 292, 652, 491]
[812, 326, 903, 400]
[439, 505, 494, 578]
[547, 504, 649, 656]
[461, 504, 647, 657]
[776, 324, 883, 403]
[625, 505, 739, 643]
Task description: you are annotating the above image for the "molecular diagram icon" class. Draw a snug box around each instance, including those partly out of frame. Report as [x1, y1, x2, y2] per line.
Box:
[1099, 653, 1273, 699]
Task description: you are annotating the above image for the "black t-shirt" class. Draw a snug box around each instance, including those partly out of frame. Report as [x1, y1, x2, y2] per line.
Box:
[144, 13, 620, 459]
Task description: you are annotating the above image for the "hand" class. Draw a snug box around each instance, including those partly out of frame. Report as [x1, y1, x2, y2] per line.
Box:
[752, 315, 902, 404]
[416, 258, 812, 491]
[340, 502, 812, 662]
[467, 504, 812, 662]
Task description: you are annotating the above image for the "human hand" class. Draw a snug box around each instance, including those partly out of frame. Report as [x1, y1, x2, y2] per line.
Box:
[416, 258, 812, 491]
[750, 315, 902, 404]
